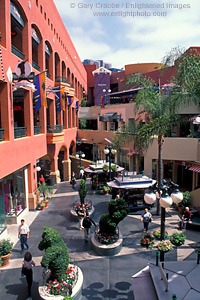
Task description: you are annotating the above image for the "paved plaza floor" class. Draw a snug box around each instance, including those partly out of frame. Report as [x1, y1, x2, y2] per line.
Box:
[0, 180, 199, 300]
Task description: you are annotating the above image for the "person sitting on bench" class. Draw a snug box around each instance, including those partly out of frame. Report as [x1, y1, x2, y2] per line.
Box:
[181, 207, 191, 229]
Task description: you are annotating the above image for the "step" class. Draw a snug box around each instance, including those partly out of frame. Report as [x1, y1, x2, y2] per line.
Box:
[149, 262, 191, 300]
[132, 266, 158, 300]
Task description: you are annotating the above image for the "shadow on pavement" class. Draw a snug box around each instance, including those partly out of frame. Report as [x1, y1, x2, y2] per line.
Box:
[82, 281, 134, 299]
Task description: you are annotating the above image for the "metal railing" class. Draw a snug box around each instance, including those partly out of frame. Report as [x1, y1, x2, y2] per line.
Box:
[11, 45, 25, 60]
[46, 72, 51, 79]
[14, 127, 27, 139]
[32, 61, 40, 71]
[47, 125, 63, 133]
[34, 125, 42, 135]
[0, 128, 4, 141]
[55, 75, 70, 84]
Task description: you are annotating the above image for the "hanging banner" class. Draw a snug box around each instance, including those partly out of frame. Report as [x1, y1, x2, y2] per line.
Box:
[33, 72, 46, 112]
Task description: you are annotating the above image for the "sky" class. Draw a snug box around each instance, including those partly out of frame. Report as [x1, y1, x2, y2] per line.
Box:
[53, 0, 200, 69]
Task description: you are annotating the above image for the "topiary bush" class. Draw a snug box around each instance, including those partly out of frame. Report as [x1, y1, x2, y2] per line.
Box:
[79, 179, 87, 205]
[38, 226, 69, 282]
[99, 198, 128, 235]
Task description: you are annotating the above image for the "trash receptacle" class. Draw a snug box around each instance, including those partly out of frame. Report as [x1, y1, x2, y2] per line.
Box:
[49, 177, 55, 186]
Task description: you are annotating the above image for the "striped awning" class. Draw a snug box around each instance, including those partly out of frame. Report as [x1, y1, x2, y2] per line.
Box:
[189, 165, 200, 173]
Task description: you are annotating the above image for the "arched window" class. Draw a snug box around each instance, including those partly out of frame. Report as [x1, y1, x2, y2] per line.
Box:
[45, 41, 52, 78]
[10, 1, 25, 59]
[31, 26, 41, 71]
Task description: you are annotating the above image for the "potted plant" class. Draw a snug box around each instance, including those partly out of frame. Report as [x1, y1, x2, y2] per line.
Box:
[0, 239, 13, 267]
[79, 179, 87, 205]
[140, 232, 155, 249]
[169, 232, 186, 246]
[38, 202, 46, 211]
[103, 165, 109, 172]
[103, 185, 110, 195]
[157, 240, 173, 253]
[153, 229, 168, 240]
[37, 182, 53, 202]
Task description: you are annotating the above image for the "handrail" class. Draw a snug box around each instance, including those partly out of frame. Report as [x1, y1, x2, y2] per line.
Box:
[14, 127, 27, 139]
[0, 128, 4, 141]
[47, 125, 63, 133]
[55, 75, 70, 84]
[34, 125, 42, 135]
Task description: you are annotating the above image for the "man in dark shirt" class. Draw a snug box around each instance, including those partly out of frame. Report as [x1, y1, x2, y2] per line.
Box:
[182, 207, 191, 229]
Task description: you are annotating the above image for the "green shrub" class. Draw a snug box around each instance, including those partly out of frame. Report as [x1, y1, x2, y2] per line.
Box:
[170, 232, 186, 246]
[63, 296, 73, 300]
[0, 239, 13, 256]
[37, 183, 53, 200]
[103, 185, 110, 192]
[103, 165, 109, 172]
[38, 227, 69, 282]
[99, 198, 128, 235]
[79, 179, 87, 205]
[179, 191, 192, 209]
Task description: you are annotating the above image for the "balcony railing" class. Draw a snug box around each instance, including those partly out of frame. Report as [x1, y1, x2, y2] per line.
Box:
[0, 128, 4, 141]
[46, 72, 51, 79]
[32, 61, 40, 71]
[34, 125, 42, 135]
[14, 127, 27, 139]
[47, 125, 63, 133]
[11, 45, 25, 60]
[55, 75, 70, 84]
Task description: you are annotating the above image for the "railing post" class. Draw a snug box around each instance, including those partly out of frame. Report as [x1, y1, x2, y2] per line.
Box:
[197, 250, 200, 264]
[156, 252, 159, 266]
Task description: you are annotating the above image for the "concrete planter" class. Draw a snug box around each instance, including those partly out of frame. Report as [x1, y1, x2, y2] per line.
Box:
[38, 265, 83, 300]
[70, 205, 95, 220]
[0, 253, 11, 267]
[91, 233, 123, 256]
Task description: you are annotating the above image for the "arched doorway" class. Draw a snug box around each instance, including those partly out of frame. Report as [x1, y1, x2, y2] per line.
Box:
[58, 146, 67, 182]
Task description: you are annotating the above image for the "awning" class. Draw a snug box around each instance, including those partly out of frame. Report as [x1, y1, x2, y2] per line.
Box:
[99, 113, 117, 122]
[189, 166, 200, 173]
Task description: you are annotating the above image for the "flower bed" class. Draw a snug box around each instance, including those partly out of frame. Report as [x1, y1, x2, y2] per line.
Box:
[95, 230, 119, 245]
[153, 229, 168, 240]
[46, 266, 76, 297]
[140, 232, 155, 249]
[157, 240, 173, 252]
[72, 200, 92, 213]
[169, 232, 186, 246]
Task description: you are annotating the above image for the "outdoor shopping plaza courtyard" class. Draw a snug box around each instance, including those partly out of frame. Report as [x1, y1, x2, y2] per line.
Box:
[0, 180, 199, 300]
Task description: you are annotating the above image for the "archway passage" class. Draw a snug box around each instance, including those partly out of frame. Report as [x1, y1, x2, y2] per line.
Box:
[58, 146, 68, 182]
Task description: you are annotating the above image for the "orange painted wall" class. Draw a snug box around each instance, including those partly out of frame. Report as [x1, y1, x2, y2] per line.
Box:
[0, 0, 87, 197]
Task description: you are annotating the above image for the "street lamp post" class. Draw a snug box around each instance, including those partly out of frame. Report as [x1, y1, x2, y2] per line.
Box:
[104, 145, 117, 181]
[103, 88, 111, 105]
[76, 151, 85, 168]
[144, 180, 183, 261]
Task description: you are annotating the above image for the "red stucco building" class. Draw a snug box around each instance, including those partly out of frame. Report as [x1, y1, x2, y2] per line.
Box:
[0, 0, 87, 233]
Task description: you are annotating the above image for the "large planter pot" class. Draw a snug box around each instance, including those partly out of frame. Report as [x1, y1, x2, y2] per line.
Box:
[0, 253, 11, 267]
[91, 232, 123, 256]
[38, 264, 83, 300]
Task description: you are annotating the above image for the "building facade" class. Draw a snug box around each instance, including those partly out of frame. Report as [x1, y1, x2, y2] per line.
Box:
[0, 0, 87, 234]
[79, 58, 200, 193]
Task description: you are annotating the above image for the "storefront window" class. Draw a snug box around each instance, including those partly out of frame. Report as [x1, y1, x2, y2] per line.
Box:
[1, 169, 26, 218]
[0, 183, 6, 234]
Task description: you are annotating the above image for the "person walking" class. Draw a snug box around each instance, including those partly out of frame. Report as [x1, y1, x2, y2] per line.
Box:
[18, 219, 30, 254]
[22, 251, 35, 297]
[80, 168, 84, 179]
[76, 203, 86, 230]
[82, 211, 97, 242]
[71, 172, 76, 189]
[141, 208, 152, 232]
